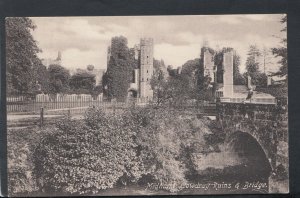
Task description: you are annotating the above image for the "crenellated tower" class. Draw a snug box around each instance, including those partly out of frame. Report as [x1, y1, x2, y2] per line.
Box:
[139, 38, 154, 99]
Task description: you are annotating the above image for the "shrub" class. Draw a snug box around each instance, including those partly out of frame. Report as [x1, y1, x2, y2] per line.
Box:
[33, 108, 144, 195]
[33, 106, 212, 194]
[7, 127, 43, 195]
[123, 106, 209, 192]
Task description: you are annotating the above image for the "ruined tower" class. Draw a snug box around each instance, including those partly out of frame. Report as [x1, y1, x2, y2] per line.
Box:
[134, 44, 140, 60]
[203, 48, 215, 83]
[139, 38, 154, 99]
[223, 50, 234, 97]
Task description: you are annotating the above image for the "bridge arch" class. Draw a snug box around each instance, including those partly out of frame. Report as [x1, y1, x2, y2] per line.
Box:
[226, 130, 272, 179]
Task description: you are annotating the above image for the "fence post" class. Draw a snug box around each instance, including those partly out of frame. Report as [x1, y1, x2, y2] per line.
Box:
[40, 107, 44, 127]
[113, 102, 116, 116]
[111, 99, 116, 116]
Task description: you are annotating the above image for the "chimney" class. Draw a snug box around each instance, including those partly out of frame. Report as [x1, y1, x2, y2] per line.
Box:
[223, 50, 233, 97]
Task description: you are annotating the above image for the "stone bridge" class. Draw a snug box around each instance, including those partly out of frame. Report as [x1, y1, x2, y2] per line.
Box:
[216, 100, 288, 171]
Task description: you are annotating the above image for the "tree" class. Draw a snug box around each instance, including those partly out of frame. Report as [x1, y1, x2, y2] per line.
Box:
[181, 58, 200, 99]
[69, 71, 96, 94]
[48, 64, 70, 94]
[261, 46, 273, 74]
[271, 15, 287, 81]
[245, 45, 267, 87]
[232, 52, 245, 85]
[102, 36, 135, 101]
[151, 58, 201, 105]
[150, 59, 168, 105]
[166, 75, 192, 105]
[150, 68, 167, 105]
[87, 65, 94, 71]
[34, 60, 50, 94]
[197, 47, 214, 101]
[153, 59, 167, 76]
[6, 17, 42, 95]
[246, 45, 261, 74]
[215, 50, 224, 84]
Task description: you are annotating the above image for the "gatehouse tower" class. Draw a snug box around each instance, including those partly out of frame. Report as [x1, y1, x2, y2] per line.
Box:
[139, 38, 154, 99]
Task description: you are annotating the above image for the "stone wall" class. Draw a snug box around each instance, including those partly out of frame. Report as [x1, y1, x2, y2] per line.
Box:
[217, 102, 288, 171]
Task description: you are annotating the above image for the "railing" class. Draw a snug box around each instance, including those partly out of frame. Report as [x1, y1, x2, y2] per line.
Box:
[7, 94, 144, 113]
[220, 97, 276, 104]
[7, 95, 102, 113]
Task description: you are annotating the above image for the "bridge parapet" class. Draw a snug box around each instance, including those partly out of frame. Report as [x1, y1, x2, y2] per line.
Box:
[220, 97, 276, 104]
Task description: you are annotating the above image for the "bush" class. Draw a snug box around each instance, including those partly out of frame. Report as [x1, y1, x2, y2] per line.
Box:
[123, 106, 209, 192]
[33, 108, 144, 194]
[7, 127, 43, 195]
[33, 106, 212, 194]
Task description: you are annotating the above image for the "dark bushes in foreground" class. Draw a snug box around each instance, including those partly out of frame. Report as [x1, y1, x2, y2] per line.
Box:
[32, 106, 210, 194]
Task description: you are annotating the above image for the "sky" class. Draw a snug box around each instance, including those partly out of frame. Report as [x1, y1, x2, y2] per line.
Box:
[31, 14, 286, 73]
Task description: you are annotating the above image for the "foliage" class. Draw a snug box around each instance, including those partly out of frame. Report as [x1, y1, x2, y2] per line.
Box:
[34, 62, 50, 94]
[33, 109, 144, 195]
[215, 48, 245, 85]
[167, 75, 194, 105]
[69, 71, 96, 94]
[153, 59, 167, 73]
[150, 62, 168, 105]
[6, 17, 43, 95]
[124, 106, 208, 192]
[30, 105, 213, 194]
[7, 127, 44, 195]
[86, 65, 94, 71]
[245, 45, 267, 87]
[196, 47, 215, 101]
[102, 36, 135, 101]
[166, 65, 179, 77]
[256, 86, 287, 98]
[151, 58, 200, 105]
[48, 64, 71, 94]
[246, 45, 261, 74]
[271, 15, 287, 82]
[91, 85, 103, 96]
[181, 58, 200, 90]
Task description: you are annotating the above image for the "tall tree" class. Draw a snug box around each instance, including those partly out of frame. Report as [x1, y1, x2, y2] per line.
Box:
[103, 36, 135, 101]
[34, 60, 50, 94]
[181, 58, 200, 98]
[245, 45, 267, 87]
[69, 71, 96, 94]
[150, 66, 167, 105]
[6, 17, 42, 95]
[246, 45, 261, 74]
[232, 52, 245, 85]
[271, 15, 287, 81]
[261, 46, 273, 74]
[48, 64, 70, 94]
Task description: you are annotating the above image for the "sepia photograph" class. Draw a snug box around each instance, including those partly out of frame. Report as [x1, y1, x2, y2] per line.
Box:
[6, 14, 288, 196]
